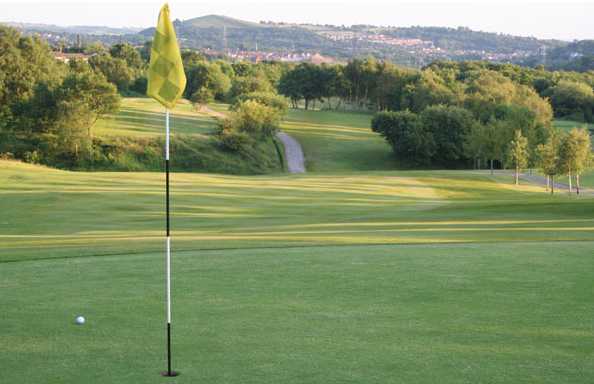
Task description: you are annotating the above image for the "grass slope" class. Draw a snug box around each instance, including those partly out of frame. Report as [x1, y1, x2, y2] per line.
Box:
[94, 98, 217, 137]
[91, 98, 281, 174]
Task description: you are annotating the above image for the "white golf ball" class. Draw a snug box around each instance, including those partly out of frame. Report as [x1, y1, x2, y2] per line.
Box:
[75, 315, 85, 325]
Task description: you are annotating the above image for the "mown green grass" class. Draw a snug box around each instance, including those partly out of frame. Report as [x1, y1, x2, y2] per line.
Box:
[2, 161, 594, 263]
[94, 98, 217, 137]
[281, 109, 396, 172]
[2, 241, 593, 383]
[3, 109, 594, 383]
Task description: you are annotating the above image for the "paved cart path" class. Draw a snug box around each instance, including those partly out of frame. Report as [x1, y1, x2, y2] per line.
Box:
[276, 132, 306, 173]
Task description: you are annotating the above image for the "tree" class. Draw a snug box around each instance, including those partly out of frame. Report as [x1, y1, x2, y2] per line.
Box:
[571, 128, 592, 195]
[506, 130, 529, 185]
[0, 26, 66, 110]
[181, 50, 206, 68]
[558, 131, 578, 192]
[88, 54, 134, 92]
[404, 69, 459, 113]
[229, 74, 272, 101]
[184, 61, 231, 101]
[109, 43, 143, 69]
[84, 42, 107, 55]
[371, 110, 434, 164]
[420, 105, 475, 165]
[55, 69, 120, 139]
[559, 128, 592, 194]
[278, 63, 325, 110]
[548, 80, 594, 122]
[464, 122, 487, 169]
[535, 134, 560, 194]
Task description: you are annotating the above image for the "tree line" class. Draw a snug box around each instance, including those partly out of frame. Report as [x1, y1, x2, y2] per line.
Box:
[275, 58, 594, 124]
[0, 26, 120, 167]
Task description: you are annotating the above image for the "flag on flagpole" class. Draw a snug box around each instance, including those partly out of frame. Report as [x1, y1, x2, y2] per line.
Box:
[146, 3, 186, 377]
[147, 3, 186, 110]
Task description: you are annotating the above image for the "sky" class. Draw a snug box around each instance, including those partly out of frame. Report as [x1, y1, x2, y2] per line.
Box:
[1, 0, 593, 41]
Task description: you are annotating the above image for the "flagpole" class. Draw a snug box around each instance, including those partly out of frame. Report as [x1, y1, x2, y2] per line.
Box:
[163, 108, 178, 377]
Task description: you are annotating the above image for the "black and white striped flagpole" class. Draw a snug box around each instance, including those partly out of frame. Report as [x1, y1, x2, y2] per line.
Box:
[163, 109, 178, 377]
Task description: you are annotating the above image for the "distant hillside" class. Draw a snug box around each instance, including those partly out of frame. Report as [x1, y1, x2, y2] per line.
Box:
[183, 15, 263, 29]
[522, 40, 594, 72]
[137, 16, 567, 66]
[2, 22, 142, 35]
[5, 15, 580, 68]
[139, 15, 335, 55]
[547, 40, 594, 71]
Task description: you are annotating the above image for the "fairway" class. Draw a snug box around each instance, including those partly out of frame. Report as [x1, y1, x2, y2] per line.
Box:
[281, 109, 397, 172]
[2, 105, 594, 383]
[3, 160, 594, 262]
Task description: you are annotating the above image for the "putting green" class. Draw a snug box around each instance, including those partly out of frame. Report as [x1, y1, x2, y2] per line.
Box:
[1, 242, 593, 383]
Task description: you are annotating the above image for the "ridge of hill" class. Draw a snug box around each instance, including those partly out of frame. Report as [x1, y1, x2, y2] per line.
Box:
[182, 14, 264, 29]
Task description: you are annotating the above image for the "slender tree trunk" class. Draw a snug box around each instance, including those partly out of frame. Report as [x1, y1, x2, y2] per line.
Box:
[551, 175, 554, 195]
[490, 159, 494, 175]
[515, 165, 519, 185]
[568, 169, 572, 193]
[305, 99, 309, 110]
[546, 175, 549, 191]
[576, 173, 580, 195]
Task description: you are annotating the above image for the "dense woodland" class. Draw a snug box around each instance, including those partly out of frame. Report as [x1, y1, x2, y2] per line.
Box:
[1, 25, 593, 183]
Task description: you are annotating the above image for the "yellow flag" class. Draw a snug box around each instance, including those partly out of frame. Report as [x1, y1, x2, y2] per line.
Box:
[147, 4, 186, 109]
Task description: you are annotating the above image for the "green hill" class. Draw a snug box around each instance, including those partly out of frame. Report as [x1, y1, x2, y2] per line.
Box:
[182, 14, 263, 29]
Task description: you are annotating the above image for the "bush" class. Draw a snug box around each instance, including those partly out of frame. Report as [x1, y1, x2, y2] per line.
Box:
[224, 100, 280, 138]
[217, 127, 255, 154]
[231, 92, 289, 114]
[190, 87, 214, 106]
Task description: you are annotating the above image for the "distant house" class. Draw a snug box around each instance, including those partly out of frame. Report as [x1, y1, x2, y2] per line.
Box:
[53, 52, 95, 63]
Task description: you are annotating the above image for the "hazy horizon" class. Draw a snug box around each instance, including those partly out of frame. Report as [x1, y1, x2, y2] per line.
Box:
[1, 0, 593, 41]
